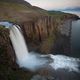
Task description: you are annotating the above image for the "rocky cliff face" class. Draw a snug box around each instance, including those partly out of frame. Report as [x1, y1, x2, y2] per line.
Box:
[21, 16, 73, 41]
[20, 16, 72, 54]
[21, 16, 57, 41]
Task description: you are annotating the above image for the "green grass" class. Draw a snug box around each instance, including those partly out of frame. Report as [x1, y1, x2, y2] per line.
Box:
[48, 11, 72, 19]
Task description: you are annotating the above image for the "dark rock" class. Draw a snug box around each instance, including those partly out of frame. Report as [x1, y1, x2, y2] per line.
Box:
[21, 18, 72, 54]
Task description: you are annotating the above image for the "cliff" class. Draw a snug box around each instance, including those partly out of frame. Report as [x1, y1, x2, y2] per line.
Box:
[21, 16, 72, 54]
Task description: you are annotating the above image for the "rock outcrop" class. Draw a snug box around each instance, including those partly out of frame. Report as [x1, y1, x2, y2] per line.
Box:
[21, 16, 72, 54]
[21, 16, 57, 41]
[21, 16, 73, 41]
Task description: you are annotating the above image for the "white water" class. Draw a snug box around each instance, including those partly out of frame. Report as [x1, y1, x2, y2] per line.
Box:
[50, 54, 80, 72]
[9, 25, 80, 72]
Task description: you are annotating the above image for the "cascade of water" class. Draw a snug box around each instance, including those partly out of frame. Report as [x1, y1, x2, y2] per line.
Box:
[9, 25, 51, 71]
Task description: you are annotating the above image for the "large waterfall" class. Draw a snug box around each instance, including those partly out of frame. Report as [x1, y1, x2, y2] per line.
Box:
[9, 24, 80, 72]
[9, 25, 52, 71]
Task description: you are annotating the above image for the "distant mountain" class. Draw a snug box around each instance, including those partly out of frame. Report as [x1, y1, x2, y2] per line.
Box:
[63, 7, 80, 12]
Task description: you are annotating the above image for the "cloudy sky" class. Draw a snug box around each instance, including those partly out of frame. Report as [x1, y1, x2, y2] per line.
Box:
[25, 0, 80, 10]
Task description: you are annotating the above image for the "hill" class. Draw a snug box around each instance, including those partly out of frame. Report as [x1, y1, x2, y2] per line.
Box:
[0, 0, 79, 23]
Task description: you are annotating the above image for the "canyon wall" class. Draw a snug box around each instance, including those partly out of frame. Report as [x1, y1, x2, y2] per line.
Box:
[21, 16, 57, 41]
[21, 16, 72, 41]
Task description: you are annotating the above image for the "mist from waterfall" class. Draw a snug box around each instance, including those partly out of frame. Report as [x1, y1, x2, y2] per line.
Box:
[9, 24, 80, 72]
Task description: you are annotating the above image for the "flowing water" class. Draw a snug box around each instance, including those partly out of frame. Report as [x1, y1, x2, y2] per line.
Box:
[9, 25, 52, 71]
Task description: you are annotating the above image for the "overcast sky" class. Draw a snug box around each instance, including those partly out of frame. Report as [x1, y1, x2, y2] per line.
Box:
[25, 0, 80, 10]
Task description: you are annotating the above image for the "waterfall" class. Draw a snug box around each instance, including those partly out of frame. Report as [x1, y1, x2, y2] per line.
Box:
[9, 25, 51, 71]
[9, 24, 80, 72]
[9, 25, 29, 60]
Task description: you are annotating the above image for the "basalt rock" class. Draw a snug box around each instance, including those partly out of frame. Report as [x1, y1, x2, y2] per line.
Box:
[20, 16, 72, 54]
